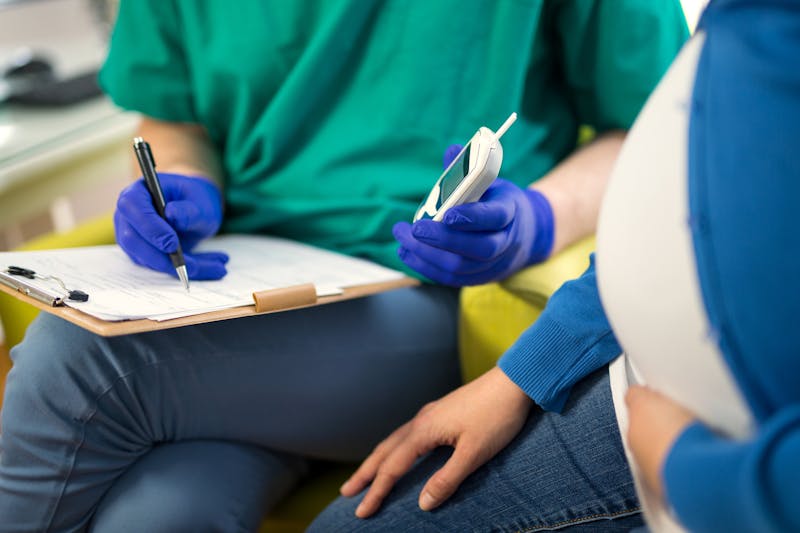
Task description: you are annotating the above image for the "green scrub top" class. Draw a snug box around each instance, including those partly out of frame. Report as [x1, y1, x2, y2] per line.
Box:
[100, 0, 687, 271]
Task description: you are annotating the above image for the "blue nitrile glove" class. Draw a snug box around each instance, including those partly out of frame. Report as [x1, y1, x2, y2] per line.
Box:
[114, 172, 229, 280]
[393, 144, 554, 286]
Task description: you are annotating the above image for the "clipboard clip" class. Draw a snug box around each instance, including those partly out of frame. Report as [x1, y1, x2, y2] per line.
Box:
[0, 266, 89, 306]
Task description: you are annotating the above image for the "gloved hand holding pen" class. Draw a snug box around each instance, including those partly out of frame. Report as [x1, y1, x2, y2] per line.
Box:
[114, 172, 229, 280]
[393, 144, 555, 286]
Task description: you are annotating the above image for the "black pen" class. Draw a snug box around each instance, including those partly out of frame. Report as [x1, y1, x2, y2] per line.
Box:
[132, 136, 190, 291]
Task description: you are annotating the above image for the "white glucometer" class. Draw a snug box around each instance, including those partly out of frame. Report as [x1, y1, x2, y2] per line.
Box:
[413, 112, 517, 222]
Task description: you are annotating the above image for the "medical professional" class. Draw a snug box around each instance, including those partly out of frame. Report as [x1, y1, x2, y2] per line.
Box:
[0, 1, 687, 530]
[311, 0, 800, 531]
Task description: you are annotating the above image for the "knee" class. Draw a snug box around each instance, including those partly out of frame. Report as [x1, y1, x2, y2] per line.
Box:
[308, 497, 362, 533]
[89, 442, 290, 533]
[90, 489, 249, 533]
[11, 312, 106, 374]
[89, 492, 251, 533]
[3, 314, 118, 435]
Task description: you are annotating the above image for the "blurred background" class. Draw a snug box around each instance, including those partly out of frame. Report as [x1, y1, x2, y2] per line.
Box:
[0, 0, 131, 251]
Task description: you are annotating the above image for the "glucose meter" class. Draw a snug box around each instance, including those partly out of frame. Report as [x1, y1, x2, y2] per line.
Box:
[413, 112, 517, 222]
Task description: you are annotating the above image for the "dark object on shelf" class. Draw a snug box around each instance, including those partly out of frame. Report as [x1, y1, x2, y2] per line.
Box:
[6, 70, 102, 106]
[3, 53, 54, 79]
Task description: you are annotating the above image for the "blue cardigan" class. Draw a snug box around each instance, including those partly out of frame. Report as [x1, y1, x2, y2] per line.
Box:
[498, 1, 800, 531]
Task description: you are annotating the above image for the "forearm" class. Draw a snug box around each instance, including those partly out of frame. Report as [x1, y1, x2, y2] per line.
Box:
[135, 117, 224, 188]
[665, 407, 800, 532]
[532, 131, 625, 254]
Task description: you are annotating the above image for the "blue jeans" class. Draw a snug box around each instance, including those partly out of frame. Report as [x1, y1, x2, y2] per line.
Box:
[310, 368, 643, 532]
[0, 285, 461, 532]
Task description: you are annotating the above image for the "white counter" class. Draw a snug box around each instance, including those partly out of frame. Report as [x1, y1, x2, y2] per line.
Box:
[0, 96, 138, 246]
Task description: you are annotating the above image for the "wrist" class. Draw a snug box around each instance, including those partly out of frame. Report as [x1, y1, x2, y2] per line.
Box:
[490, 366, 533, 407]
[524, 188, 555, 264]
[159, 166, 223, 190]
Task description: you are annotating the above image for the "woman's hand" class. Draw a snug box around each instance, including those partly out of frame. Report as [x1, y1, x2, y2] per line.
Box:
[625, 386, 696, 500]
[341, 366, 533, 518]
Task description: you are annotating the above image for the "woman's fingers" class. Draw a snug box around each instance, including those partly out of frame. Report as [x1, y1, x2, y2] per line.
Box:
[355, 435, 436, 518]
[340, 423, 411, 497]
[419, 442, 484, 511]
[625, 386, 696, 499]
[342, 370, 534, 519]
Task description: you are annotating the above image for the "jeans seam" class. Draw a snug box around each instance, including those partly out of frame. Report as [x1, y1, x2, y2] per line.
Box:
[43, 421, 87, 530]
[515, 507, 642, 532]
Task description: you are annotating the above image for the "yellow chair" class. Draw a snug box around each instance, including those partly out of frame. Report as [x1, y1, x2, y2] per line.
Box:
[0, 214, 593, 531]
[459, 236, 595, 382]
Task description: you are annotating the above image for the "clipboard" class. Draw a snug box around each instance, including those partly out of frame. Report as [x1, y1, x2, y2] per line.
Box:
[0, 268, 70, 307]
[0, 235, 420, 337]
[0, 275, 417, 337]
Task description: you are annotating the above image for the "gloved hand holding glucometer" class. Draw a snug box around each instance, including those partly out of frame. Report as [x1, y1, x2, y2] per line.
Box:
[394, 112, 555, 286]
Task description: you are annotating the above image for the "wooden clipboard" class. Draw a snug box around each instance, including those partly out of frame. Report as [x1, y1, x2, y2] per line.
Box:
[0, 276, 419, 337]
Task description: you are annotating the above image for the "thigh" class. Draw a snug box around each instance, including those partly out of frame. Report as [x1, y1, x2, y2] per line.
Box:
[1, 285, 458, 530]
[89, 440, 308, 533]
[8, 284, 460, 458]
[136, 284, 460, 459]
[310, 369, 642, 532]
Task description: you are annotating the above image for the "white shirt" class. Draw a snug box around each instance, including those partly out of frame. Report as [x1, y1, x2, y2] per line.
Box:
[595, 33, 753, 532]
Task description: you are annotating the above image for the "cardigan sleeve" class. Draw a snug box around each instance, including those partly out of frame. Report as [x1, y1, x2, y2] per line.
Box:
[498, 255, 622, 411]
[665, 406, 800, 532]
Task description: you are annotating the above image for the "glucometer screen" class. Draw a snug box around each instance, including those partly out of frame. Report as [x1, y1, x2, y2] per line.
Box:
[414, 114, 514, 222]
[438, 143, 471, 204]
[413, 142, 473, 221]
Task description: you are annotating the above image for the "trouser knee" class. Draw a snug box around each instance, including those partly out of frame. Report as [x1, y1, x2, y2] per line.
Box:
[3, 313, 133, 448]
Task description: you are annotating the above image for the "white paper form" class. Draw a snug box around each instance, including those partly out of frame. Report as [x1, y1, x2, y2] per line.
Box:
[0, 235, 406, 321]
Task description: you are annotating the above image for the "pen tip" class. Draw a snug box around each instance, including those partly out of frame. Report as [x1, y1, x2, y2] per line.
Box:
[176, 266, 190, 292]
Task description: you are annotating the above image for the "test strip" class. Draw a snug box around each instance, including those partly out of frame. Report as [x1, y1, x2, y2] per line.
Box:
[494, 112, 518, 140]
